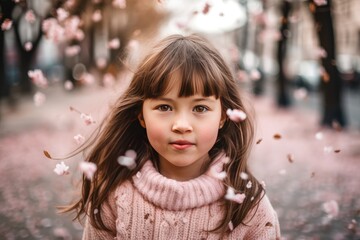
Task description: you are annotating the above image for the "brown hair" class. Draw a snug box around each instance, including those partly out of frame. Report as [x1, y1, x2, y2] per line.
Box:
[64, 34, 264, 234]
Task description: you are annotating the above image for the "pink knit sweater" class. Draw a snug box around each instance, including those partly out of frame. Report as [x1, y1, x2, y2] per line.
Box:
[82, 160, 280, 239]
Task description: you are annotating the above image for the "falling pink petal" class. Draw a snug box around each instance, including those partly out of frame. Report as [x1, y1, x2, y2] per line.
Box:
[240, 172, 249, 180]
[81, 73, 95, 85]
[25, 10, 36, 23]
[65, 45, 81, 57]
[1, 19, 12, 31]
[73, 134, 85, 144]
[323, 145, 333, 154]
[56, 8, 69, 22]
[113, 0, 126, 9]
[33, 92, 46, 107]
[208, 165, 227, 180]
[237, 70, 249, 82]
[226, 109, 247, 122]
[260, 180, 266, 189]
[228, 221, 234, 231]
[315, 47, 327, 58]
[127, 39, 139, 51]
[117, 150, 137, 170]
[294, 88, 308, 100]
[314, 0, 327, 6]
[108, 38, 120, 49]
[79, 162, 97, 180]
[96, 57, 107, 69]
[53, 161, 70, 176]
[24, 42, 33, 51]
[322, 200, 339, 218]
[315, 132, 324, 140]
[64, 80, 74, 90]
[225, 187, 246, 204]
[28, 69, 48, 88]
[103, 73, 115, 88]
[80, 113, 96, 125]
[92, 10, 102, 22]
[249, 69, 261, 81]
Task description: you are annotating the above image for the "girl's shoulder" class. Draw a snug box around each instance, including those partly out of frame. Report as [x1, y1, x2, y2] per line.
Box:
[231, 194, 280, 239]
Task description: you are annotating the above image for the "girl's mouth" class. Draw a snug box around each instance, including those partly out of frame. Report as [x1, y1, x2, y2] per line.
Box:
[170, 140, 194, 150]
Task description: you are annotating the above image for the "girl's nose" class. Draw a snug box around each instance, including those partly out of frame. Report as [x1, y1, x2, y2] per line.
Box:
[171, 114, 193, 133]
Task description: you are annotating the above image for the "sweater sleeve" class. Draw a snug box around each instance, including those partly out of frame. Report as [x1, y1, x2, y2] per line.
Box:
[231, 195, 281, 240]
[82, 190, 117, 240]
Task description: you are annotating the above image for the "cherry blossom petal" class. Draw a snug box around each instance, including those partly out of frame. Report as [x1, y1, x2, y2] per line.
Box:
[228, 221, 234, 231]
[25, 10, 36, 23]
[246, 181, 252, 188]
[96, 57, 107, 69]
[54, 161, 70, 176]
[24, 42, 33, 51]
[65, 45, 81, 57]
[294, 88, 308, 100]
[64, 80, 74, 90]
[226, 109, 247, 122]
[322, 200, 339, 218]
[33, 92, 46, 107]
[28, 69, 48, 88]
[103, 73, 115, 88]
[73, 134, 85, 145]
[117, 150, 137, 170]
[79, 162, 97, 180]
[240, 172, 249, 180]
[1, 19, 12, 31]
[315, 132, 324, 140]
[113, 0, 126, 9]
[225, 187, 246, 204]
[80, 113, 96, 125]
[57, 8, 69, 22]
[92, 10, 102, 22]
[108, 38, 120, 49]
[314, 0, 327, 6]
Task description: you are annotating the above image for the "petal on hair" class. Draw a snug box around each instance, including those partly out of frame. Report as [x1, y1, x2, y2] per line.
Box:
[79, 162, 97, 180]
[118, 150, 137, 170]
[226, 109, 247, 122]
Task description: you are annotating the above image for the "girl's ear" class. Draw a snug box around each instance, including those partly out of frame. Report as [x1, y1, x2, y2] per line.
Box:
[138, 113, 146, 128]
[219, 114, 226, 129]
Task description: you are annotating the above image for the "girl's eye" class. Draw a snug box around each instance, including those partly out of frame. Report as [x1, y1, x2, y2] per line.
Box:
[156, 105, 172, 111]
[193, 105, 209, 113]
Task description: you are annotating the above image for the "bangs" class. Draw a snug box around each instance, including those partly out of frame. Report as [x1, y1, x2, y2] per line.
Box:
[139, 35, 228, 99]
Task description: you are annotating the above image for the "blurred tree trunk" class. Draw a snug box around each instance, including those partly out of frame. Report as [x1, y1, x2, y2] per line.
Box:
[276, 0, 292, 107]
[13, 18, 43, 94]
[309, 0, 346, 127]
[0, 0, 16, 99]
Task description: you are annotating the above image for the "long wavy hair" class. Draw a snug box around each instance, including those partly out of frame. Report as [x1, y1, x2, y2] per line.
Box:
[63, 34, 264, 234]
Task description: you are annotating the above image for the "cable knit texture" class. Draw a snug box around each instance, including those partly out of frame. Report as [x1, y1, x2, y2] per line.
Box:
[82, 160, 281, 239]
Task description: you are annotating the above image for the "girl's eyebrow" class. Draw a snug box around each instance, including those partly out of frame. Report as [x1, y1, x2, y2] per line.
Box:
[155, 97, 216, 103]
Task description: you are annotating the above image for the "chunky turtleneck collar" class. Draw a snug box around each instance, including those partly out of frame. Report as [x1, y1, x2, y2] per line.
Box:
[132, 159, 226, 211]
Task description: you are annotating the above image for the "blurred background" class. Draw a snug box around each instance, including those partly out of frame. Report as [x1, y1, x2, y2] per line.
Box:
[0, 0, 360, 239]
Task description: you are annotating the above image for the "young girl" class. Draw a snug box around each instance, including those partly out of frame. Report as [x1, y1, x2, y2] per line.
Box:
[65, 34, 280, 239]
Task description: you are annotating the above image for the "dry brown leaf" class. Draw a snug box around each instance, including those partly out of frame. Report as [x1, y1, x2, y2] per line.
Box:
[43, 150, 52, 159]
[273, 133, 282, 140]
[265, 222, 273, 227]
[287, 154, 294, 163]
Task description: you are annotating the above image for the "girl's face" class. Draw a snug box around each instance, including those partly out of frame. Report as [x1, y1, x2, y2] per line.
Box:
[139, 78, 224, 181]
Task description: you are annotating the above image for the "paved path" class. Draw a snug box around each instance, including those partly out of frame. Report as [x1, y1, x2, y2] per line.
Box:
[0, 80, 360, 239]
